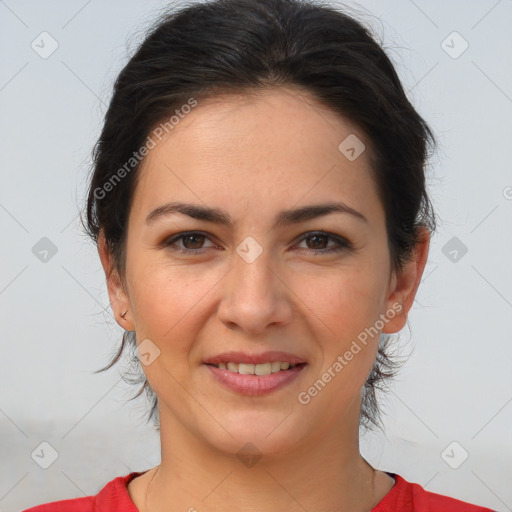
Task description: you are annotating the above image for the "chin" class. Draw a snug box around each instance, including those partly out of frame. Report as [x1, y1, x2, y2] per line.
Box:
[202, 414, 308, 461]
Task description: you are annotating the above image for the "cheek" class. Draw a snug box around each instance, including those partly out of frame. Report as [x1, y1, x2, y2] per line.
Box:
[294, 262, 387, 396]
[128, 259, 219, 351]
[126, 266, 214, 401]
[294, 264, 386, 343]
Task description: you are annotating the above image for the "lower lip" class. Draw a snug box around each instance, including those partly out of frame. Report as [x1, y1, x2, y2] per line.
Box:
[204, 363, 307, 396]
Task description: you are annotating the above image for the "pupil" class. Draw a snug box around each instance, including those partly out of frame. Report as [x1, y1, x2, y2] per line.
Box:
[185, 234, 204, 249]
[308, 234, 326, 249]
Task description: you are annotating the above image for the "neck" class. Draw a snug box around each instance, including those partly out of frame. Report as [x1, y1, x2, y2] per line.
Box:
[142, 401, 387, 512]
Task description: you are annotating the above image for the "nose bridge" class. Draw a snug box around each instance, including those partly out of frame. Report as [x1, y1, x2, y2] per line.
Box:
[217, 240, 292, 332]
[230, 240, 276, 302]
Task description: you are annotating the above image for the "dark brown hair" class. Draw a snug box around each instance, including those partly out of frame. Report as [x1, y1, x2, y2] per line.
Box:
[82, 0, 437, 432]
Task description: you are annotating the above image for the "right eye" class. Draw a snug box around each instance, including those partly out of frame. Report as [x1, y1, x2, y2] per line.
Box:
[162, 231, 218, 255]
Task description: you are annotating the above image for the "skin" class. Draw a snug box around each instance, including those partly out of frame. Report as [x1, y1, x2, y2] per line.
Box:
[98, 87, 430, 512]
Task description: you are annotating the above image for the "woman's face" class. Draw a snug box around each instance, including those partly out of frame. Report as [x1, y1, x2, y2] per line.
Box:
[102, 87, 427, 457]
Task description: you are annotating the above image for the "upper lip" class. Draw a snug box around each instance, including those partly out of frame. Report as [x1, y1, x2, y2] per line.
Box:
[203, 351, 307, 366]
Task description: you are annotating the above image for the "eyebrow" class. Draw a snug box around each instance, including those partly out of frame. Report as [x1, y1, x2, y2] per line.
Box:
[145, 201, 368, 229]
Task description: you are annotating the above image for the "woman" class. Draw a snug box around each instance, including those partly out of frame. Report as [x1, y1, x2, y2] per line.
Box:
[24, 0, 496, 510]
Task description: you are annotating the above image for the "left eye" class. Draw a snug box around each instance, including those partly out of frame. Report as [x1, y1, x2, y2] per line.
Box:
[162, 231, 352, 255]
[295, 232, 350, 253]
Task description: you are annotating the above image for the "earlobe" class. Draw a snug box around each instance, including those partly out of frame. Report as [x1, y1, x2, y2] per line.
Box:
[97, 230, 134, 330]
[382, 226, 431, 334]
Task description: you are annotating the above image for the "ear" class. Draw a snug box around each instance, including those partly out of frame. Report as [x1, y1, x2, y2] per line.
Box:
[382, 226, 430, 333]
[97, 229, 134, 331]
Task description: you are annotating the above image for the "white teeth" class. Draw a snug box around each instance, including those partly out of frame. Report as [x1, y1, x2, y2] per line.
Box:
[214, 361, 298, 375]
[271, 361, 282, 373]
[255, 362, 272, 375]
[238, 363, 254, 375]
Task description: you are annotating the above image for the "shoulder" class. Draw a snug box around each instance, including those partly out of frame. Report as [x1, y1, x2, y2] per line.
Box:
[373, 473, 497, 512]
[22, 472, 144, 512]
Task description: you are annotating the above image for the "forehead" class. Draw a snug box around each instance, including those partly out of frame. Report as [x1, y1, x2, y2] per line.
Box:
[149, 87, 370, 156]
[130, 87, 381, 225]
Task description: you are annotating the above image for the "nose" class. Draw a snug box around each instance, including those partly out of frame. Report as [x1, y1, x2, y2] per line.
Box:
[216, 247, 294, 335]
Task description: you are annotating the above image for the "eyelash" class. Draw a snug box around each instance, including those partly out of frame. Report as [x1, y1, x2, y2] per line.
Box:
[162, 231, 352, 256]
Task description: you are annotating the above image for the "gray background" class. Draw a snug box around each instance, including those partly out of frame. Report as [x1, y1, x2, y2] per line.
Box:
[1, 0, 511, 510]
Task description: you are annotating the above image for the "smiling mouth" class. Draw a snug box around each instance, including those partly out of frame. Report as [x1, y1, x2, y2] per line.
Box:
[206, 361, 306, 375]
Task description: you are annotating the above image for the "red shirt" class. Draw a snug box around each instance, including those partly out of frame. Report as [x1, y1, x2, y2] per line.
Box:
[23, 472, 495, 512]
